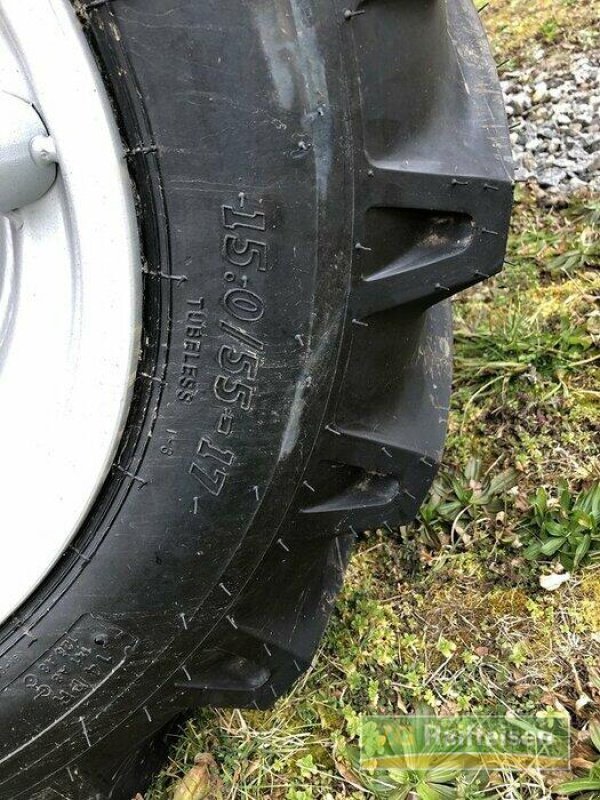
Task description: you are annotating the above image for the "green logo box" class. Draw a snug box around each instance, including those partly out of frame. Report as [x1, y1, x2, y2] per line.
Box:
[360, 714, 570, 771]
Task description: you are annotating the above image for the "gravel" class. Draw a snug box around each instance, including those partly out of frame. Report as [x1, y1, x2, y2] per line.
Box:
[502, 50, 600, 194]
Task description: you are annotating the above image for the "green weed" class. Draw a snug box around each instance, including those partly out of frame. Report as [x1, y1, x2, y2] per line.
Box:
[537, 18, 561, 43]
[419, 459, 518, 549]
[522, 483, 600, 570]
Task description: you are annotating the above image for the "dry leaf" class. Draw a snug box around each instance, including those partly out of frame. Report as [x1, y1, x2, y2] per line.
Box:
[588, 667, 600, 691]
[570, 757, 596, 771]
[513, 682, 532, 698]
[172, 754, 223, 800]
[334, 759, 366, 793]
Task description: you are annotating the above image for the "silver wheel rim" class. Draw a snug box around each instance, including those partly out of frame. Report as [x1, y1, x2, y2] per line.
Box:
[0, 0, 141, 623]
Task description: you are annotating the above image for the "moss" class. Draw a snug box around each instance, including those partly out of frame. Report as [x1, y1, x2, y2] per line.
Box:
[579, 574, 600, 633]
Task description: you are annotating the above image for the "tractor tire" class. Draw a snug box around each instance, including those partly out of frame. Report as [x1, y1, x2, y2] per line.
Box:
[0, 0, 512, 798]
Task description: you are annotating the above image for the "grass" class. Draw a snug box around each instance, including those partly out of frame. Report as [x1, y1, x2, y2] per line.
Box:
[146, 1, 600, 798]
[483, 0, 598, 71]
[450, 187, 600, 486]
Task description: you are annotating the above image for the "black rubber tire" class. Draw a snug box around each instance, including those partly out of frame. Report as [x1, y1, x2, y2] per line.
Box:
[0, 1, 512, 798]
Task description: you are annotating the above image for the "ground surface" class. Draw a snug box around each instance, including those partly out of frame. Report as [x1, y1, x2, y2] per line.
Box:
[146, 2, 600, 798]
